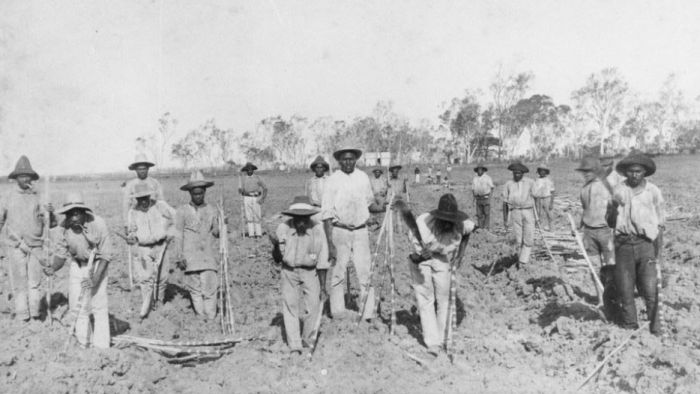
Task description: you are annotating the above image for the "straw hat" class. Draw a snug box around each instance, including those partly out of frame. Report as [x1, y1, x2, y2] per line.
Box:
[56, 192, 93, 215]
[332, 146, 362, 160]
[131, 183, 155, 199]
[309, 156, 330, 171]
[8, 155, 39, 181]
[281, 196, 319, 216]
[430, 194, 468, 223]
[180, 170, 215, 191]
[615, 154, 656, 177]
[128, 153, 155, 171]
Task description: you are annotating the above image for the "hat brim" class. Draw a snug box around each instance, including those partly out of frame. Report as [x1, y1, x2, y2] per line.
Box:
[473, 166, 487, 172]
[333, 148, 363, 160]
[310, 162, 330, 171]
[128, 161, 155, 171]
[430, 209, 468, 223]
[180, 181, 215, 191]
[281, 208, 318, 216]
[56, 203, 93, 215]
[615, 157, 656, 177]
[240, 165, 258, 172]
[507, 164, 529, 173]
[8, 171, 39, 181]
[131, 191, 154, 199]
[389, 166, 402, 171]
[372, 169, 384, 174]
[536, 168, 550, 173]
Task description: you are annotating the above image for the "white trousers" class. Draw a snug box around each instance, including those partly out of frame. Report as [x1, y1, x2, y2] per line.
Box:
[69, 261, 110, 348]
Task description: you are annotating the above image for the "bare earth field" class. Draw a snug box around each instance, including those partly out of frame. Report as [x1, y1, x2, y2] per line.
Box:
[0, 154, 699, 394]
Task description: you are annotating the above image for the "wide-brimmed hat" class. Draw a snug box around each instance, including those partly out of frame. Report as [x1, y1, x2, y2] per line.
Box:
[430, 193, 468, 223]
[282, 196, 319, 216]
[128, 153, 155, 171]
[131, 183, 155, 199]
[536, 164, 550, 174]
[473, 163, 487, 172]
[615, 154, 656, 177]
[56, 192, 93, 215]
[309, 156, 330, 171]
[240, 162, 258, 172]
[332, 146, 362, 160]
[507, 162, 529, 173]
[575, 156, 600, 172]
[389, 165, 402, 171]
[180, 170, 215, 191]
[8, 155, 39, 181]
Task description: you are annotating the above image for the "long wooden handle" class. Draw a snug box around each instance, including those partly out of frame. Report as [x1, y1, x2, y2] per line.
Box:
[567, 214, 605, 298]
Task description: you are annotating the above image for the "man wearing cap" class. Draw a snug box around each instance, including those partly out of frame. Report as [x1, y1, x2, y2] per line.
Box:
[174, 171, 221, 319]
[270, 196, 327, 353]
[609, 154, 664, 334]
[502, 162, 536, 268]
[123, 153, 164, 226]
[533, 165, 555, 231]
[471, 164, 494, 230]
[305, 156, 331, 296]
[126, 183, 176, 319]
[407, 194, 476, 355]
[322, 147, 382, 320]
[0, 156, 55, 321]
[44, 192, 113, 348]
[238, 162, 267, 238]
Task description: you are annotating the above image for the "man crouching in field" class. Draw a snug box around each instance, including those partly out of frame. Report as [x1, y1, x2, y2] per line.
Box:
[126, 183, 176, 319]
[174, 171, 220, 320]
[270, 196, 327, 353]
[44, 192, 113, 349]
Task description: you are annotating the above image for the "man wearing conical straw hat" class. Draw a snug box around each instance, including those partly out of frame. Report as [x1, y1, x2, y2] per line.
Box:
[0, 155, 55, 322]
[126, 183, 176, 319]
[45, 192, 114, 348]
[123, 153, 164, 226]
[173, 171, 221, 319]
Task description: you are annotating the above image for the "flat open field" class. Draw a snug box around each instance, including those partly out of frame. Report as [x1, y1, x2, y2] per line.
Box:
[0, 155, 699, 393]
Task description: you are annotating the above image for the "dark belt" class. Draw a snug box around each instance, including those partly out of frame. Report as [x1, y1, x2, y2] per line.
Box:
[282, 263, 315, 271]
[583, 223, 609, 230]
[616, 233, 651, 244]
[333, 222, 367, 231]
[138, 239, 166, 248]
[509, 206, 533, 211]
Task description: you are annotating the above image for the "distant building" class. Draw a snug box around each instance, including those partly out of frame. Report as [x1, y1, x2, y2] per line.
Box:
[364, 152, 392, 167]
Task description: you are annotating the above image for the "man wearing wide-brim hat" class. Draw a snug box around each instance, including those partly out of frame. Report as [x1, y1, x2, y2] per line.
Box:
[0, 155, 55, 321]
[126, 183, 176, 319]
[305, 156, 332, 293]
[173, 171, 221, 319]
[471, 163, 494, 230]
[322, 146, 384, 320]
[46, 192, 113, 348]
[407, 193, 476, 355]
[502, 162, 536, 268]
[270, 196, 328, 353]
[123, 153, 164, 227]
[575, 156, 616, 303]
[532, 164, 556, 231]
[608, 154, 664, 334]
[238, 162, 268, 238]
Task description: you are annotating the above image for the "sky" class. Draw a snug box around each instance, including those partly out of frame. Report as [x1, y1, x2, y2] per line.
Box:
[1, 0, 699, 174]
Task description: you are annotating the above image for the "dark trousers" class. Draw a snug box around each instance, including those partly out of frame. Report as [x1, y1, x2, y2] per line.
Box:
[614, 235, 659, 333]
[475, 196, 490, 229]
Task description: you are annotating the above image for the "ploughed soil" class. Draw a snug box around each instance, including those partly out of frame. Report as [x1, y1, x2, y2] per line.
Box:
[0, 155, 698, 393]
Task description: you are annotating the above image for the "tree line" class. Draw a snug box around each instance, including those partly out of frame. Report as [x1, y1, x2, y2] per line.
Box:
[136, 68, 700, 169]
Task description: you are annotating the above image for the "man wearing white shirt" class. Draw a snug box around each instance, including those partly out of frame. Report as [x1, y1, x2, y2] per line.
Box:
[322, 147, 383, 320]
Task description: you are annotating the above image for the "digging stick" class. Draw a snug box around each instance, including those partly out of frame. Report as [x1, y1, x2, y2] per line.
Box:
[127, 210, 134, 290]
[388, 206, 397, 335]
[43, 175, 53, 325]
[533, 206, 556, 263]
[151, 239, 170, 305]
[566, 214, 605, 301]
[577, 323, 647, 391]
[445, 234, 470, 361]
[237, 174, 245, 238]
[357, 193, 394, 324]
[61, 249, 97, 356]
[307, 292, 327, 358]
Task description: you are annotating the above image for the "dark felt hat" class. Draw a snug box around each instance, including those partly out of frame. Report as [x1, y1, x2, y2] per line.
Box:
[128, 153, 155, 171]
[430, 193, 468, 223]
[507, 162, 529, 173]
[180, 170, 214, 191]
[473, 163, 487, 172]
[8, 155, 39, 181]
[282, 196, 319, 216]
[309, 156, 330, 171]
[240, 162, 258, 172]
[536, 164, 550, 174]
[332, 146, 362, 160]
[615, 154, 656, 177]
[389, 165, 402, 171]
